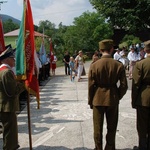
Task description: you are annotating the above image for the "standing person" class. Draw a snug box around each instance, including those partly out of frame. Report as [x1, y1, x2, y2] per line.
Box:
[75, 50, 84, 82]
[92, 50, 99, 64]
[51, 53, 57, 76]
[127, 46, 140, 79]
[69, 57, 77, 82]
[37, 52, 42, 86]
[45, 54, 50, 78]
[63, 51, 70, 75]
[113, 48, 121, 61]
[88, 39, 128, 150]
[139, 47, 145, 60]
[132, 40, 150, 150]
[0, 47, 25, 150]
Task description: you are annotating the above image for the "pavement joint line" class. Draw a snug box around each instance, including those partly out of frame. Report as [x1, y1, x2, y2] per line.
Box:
[79, 121, 85, 148]
[33, 125, 60, 148]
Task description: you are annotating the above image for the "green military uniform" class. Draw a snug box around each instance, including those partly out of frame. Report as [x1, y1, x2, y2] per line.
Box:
[0, 48, 25, 150]
[88, 39, 128, 150]
[132, 40, 150, 150]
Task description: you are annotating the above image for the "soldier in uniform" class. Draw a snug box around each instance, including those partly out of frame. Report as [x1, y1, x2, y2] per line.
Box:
[88, 39, 128, 150]
[132, 40, 150, 150]
[0, 47, 25, 150]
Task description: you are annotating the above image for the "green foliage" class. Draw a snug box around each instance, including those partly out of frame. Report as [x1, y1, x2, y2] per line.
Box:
[38, 20, 56, 37]
[3, 19, 19, 33]
[36, 12, 113, 61]
[119, 34, 141, 48]
[3, 11, 114, 62]
[63, 11, 113, 54]
[89, 0, 150, 32]
[35, 37, 50, 54]
[56, 60, 64, 67]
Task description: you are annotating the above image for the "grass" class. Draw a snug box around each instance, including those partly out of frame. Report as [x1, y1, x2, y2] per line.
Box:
[56, 60, 64, 67]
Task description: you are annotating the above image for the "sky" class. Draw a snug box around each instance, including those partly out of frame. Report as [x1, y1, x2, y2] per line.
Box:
[0, 0, 95, 27]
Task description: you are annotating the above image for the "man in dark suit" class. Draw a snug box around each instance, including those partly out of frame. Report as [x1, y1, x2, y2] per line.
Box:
[0, 47, 25, 150]
[63, 51, 70, 75]
[88, 39, 128, 150]
[132, 40, 150, 150]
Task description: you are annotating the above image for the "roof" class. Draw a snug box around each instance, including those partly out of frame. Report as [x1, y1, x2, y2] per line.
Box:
[4, 29, 49, 38]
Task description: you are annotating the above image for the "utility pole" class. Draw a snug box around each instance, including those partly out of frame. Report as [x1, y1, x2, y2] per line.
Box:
[0, 1, 7, 10]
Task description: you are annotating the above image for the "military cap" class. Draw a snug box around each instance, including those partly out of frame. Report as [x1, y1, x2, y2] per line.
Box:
[99, 39, 114, 50]
[0, 47, 15, 61]
[144, 40, 150, 50]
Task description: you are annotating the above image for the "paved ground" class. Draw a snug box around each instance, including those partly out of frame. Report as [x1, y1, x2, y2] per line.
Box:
[0, 61, 137, 150]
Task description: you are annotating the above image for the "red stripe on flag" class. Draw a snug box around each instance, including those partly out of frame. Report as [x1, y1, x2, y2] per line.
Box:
[24, 0, 40, 108]
[0, 19, 5, 54]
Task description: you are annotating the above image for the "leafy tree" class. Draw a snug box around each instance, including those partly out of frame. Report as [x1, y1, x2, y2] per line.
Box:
[37, 20, 57, 54]
[89, 0, 150, 32]
[119, 34, 141, 48]
[63, 11, 113, 54]
[3, 19, 19, 33]
[37, 20, 56, 37]
[53, 22, 68, 59]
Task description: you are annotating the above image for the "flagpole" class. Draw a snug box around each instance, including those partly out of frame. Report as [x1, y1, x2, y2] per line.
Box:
[27, 92, 32, 150]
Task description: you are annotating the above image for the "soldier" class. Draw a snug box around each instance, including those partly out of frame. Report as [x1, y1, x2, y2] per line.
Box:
[132, 40, 150, 150]
[0, 47, 25, 150]
[88, 39, 128, 150]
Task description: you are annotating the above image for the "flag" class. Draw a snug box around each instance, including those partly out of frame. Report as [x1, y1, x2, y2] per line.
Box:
[39, 39, 47, 65]
[16, 0, 40, 109]
[49, 38, 54, 64]
[0, 18, 5, 54]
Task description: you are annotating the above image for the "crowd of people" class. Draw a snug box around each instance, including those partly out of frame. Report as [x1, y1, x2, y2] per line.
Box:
[0, 39, 150, 149]
[36, 52, 57, 86]
[63, 50, 86, 82]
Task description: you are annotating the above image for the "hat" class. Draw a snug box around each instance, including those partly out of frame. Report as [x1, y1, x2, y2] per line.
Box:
[99, 39, 114, 50]
[78, 50, 82, 54]
[0, 47, 15, 61]
[144, 40, 150, 50]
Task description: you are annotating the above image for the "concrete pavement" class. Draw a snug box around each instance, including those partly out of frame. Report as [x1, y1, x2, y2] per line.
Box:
[0, 61, 137, 150]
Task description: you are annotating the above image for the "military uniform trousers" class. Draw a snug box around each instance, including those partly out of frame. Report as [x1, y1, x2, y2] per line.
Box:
[93, 105, 118, 150]
[136, 106, 150, 150]
[0, 112, 18, 150]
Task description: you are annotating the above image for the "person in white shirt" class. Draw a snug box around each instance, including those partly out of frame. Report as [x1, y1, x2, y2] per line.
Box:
[75, 50, 84, 82]
[127, 47, 140, 79]
[113, 48, 121, 61]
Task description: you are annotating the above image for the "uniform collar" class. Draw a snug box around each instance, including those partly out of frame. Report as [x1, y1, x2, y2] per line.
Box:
[0, 64, 11, 69]
[101, 54, 112, 58]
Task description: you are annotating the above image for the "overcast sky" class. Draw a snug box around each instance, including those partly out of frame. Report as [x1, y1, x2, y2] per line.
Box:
[0, 0, 95, 27]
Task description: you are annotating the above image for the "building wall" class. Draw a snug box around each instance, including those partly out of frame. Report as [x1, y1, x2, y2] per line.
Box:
[4, 36, 18, 48]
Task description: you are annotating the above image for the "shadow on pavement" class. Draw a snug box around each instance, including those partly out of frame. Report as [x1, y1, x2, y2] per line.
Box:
[20, 146, 134, 150]
[21, 146, 93, 150]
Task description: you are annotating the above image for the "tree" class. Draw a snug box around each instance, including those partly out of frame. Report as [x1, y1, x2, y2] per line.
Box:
[119, 34, 141, 48]
[89, 0, 150, 32]
[63, 11, 113, 53]
[3, 19, 19, 33]
[38, 20, 56, 37]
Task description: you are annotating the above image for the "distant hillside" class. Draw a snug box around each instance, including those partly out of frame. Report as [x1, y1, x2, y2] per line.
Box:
[0, 14, 21, 25]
